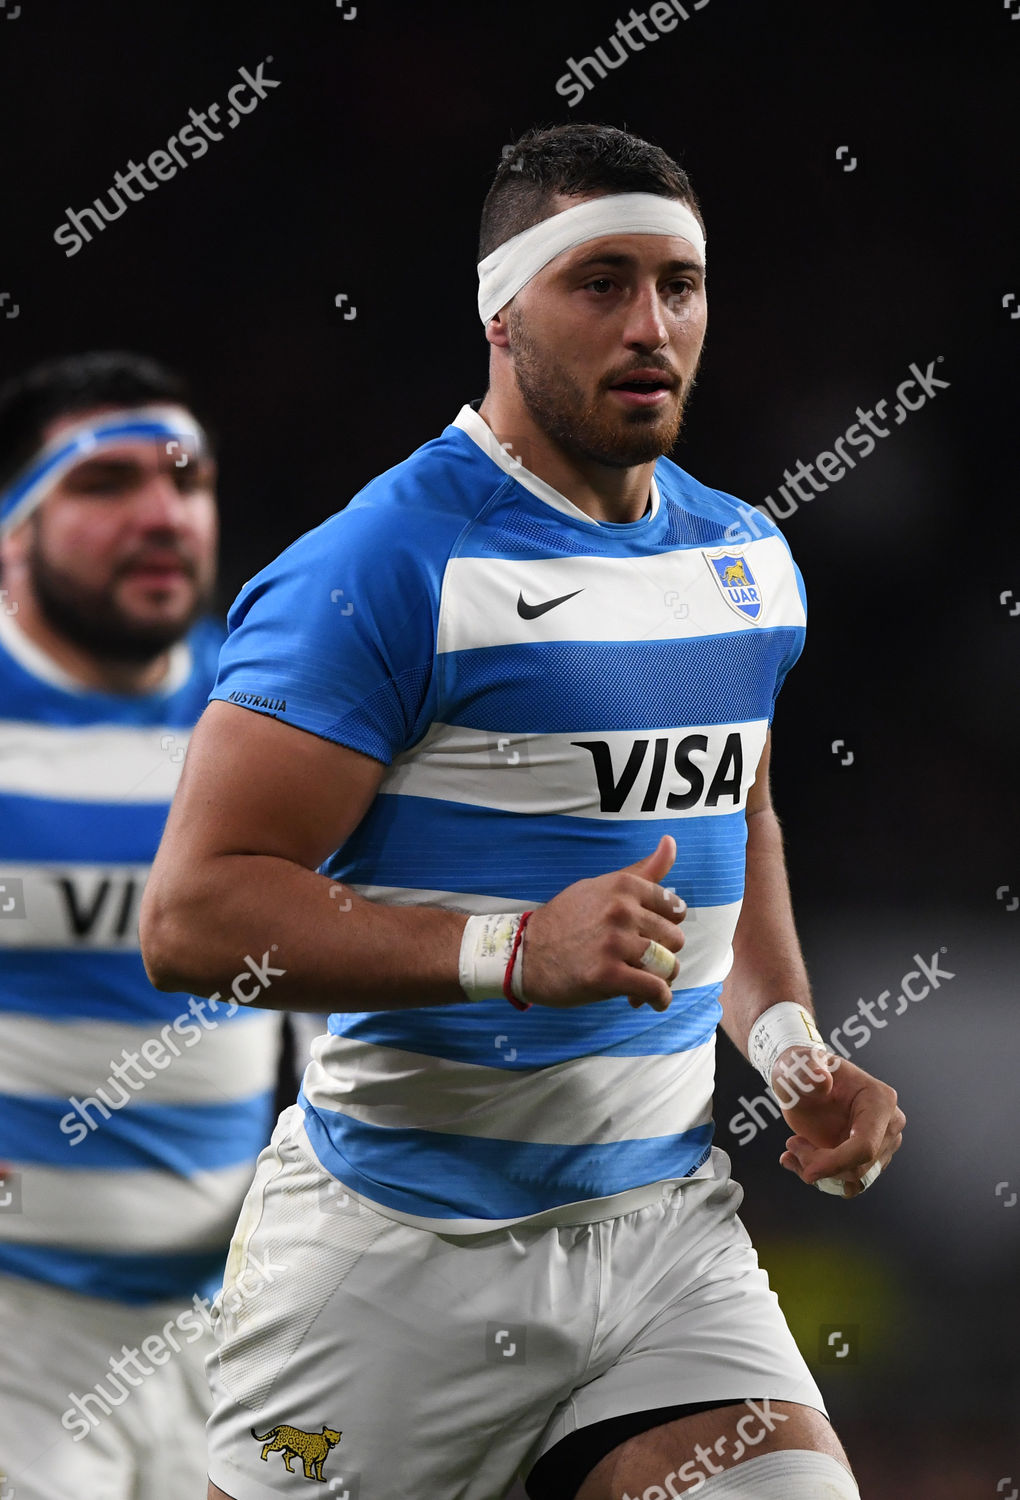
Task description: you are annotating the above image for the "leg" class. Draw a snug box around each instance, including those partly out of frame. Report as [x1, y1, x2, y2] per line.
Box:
[526, 1150, 844, 1500]
[575, 1399, 853, 1497]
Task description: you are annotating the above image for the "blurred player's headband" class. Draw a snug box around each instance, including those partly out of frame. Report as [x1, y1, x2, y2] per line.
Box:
[477, 192, 706, 324]
[0, 404, 208, 536]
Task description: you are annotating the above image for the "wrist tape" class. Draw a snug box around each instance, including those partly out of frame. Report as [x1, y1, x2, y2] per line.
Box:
[747, 1002, 826, 1087]
[459, 913, 528, 1005]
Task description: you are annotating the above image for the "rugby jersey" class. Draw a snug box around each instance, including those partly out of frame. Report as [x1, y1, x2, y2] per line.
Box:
[209, 401, 807, 1232]
[0, 612, 282, 1302]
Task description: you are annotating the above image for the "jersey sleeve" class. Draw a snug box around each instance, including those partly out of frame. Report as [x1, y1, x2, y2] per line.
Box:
[208, 502, 438, 765]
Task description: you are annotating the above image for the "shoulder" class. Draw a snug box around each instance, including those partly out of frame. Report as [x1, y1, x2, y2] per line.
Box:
[657, 450, 798, 579]
[655, 454, 792, 551]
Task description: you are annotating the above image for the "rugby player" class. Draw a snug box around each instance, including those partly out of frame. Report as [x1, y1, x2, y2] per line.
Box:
[141, 126, 904, 1499]
[0, 352, 282, 1499]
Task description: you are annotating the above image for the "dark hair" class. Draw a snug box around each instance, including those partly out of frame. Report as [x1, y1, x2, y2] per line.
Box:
[478, 122, 703, 263]
[0, 350, 211, 493]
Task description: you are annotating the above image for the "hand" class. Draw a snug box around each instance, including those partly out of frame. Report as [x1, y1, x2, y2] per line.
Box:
[522, 834, 686, 1011]
[771, 1047, 905, 1199]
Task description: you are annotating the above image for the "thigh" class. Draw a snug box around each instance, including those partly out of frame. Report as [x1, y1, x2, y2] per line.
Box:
[206, 1107, 589, 1500]
[526, 1149, 830, 1496]
[575, 1400, 851, 1498]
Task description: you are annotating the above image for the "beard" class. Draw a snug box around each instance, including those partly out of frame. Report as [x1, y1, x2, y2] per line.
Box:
[27, 537, 212, 666]
[506, 303, 701, 470]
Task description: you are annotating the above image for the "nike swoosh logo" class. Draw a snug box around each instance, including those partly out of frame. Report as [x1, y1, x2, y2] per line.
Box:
[517, 588, 585, 619]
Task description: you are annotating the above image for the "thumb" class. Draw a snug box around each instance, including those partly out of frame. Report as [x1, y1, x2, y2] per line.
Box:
[623, 833, 676, 884]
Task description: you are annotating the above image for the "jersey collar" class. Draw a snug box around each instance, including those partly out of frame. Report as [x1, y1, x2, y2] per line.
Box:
[452, 402, 659, 528]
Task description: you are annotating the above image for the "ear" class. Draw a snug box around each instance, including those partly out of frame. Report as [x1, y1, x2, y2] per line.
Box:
[485, 310, 512, 350]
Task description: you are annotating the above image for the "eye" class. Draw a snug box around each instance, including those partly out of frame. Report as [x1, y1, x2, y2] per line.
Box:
[66, 467, 136, 495]
[173, 460, 214, 493]
[583, 278, 615, 294]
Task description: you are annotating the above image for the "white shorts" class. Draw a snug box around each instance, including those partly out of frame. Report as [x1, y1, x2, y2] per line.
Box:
[0, 1271, 213, 1500]
[207, 1106, 826, 1500]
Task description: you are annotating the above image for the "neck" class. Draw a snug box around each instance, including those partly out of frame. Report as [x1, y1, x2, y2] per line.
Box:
[477, 391, 655, 525]
[1, 590, 175, 694]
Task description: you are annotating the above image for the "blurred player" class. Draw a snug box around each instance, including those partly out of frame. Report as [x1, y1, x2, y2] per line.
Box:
[142, 126, 904, 1500]
[0, 352, 282, 1500]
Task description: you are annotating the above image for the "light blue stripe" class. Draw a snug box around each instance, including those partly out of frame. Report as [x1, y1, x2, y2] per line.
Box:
[327, 990, 721, 1069]
[329, 802, 748, 906]
[299, 1092, 714, 1220]
[0, 794, 170, 862]
[2, 1089, 276, 1172]
[0, 953, 255, 1024]
[441, 631, 802, 734]
[0, 1241, 226, 1305]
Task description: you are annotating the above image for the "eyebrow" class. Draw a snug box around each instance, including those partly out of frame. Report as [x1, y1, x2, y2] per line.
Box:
[567, 252, 706, 277]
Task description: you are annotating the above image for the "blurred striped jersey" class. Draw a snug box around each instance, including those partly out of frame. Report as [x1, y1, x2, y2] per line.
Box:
[209, 401, 806, 1231]
[0, 614, 280, 1302]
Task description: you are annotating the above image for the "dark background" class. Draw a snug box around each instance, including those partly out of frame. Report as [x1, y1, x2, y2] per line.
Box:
[2, 1, 1016, 1494]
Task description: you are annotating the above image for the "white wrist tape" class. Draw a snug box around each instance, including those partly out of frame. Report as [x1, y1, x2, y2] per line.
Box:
[458, 912, 526, 1003]
[747, 1002, 826, 1087]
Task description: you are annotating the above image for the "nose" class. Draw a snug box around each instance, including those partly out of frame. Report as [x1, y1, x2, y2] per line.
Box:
[131, 471, 192, 531]
[623, 281, 669, 351]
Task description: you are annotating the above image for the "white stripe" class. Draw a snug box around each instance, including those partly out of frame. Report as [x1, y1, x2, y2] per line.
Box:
[0, 1160, 258, 1252]
[0, 863, 150, 949]
[304, 1033, 715, 1146]
[381, 718, 767, 821]
[0, 720, 191, 801]
[436, 533, 801, 654]
[339, 885, 738, 992]
[0, 1010, 280, 1103]
[347, 884, 531, 911]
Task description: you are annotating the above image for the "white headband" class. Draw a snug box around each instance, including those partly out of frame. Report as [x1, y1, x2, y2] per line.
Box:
[0, 403, 207, 536]
[477, 192, 706, 324]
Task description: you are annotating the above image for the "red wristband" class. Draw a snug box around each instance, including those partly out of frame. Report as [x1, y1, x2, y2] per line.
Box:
[502, 911, 533, 1010]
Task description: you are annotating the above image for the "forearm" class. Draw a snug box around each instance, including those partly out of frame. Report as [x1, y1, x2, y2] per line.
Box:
[140, 856, 470, 1012]
[719, 806, 814, 1059]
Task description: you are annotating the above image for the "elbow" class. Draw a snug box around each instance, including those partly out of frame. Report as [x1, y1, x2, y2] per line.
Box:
[139, 877, 198, 992]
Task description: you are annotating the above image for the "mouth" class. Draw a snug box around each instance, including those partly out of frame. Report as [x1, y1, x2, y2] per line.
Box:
[608, 378, 675, 408]
[121, 560, 192, 584]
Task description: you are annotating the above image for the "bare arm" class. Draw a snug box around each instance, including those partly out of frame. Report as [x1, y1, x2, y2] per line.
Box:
[140, 702, 470, 1012]
[718, 729, 814, 1055]
[140, 701, 686, 1014]
[719, 729, 906, 1196]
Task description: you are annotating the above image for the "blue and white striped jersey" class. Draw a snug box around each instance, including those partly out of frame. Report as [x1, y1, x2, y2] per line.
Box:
[209, 401, 807, 1232]
[0, 612, 281, 1303]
